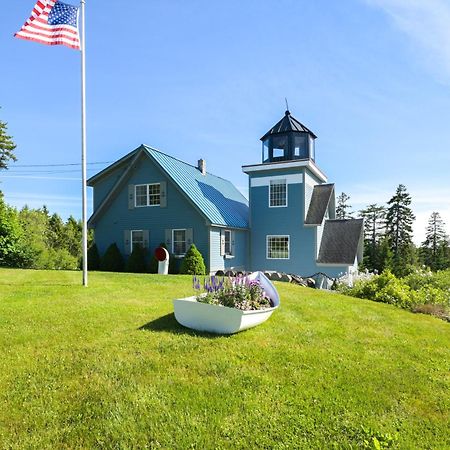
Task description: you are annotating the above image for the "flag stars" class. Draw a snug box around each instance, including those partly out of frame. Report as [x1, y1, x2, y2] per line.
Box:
[48, 1, 78, 27]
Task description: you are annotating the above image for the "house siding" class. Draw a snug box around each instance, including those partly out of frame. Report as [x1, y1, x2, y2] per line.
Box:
[92, 156, 210, 268]
[209, 227, 248, 273]
[93, 164, 127, 211]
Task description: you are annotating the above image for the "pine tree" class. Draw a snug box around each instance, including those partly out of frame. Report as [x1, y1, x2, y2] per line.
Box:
[385, 184, 416, 276]
[420, 212, 450, 271]
[0, 112, 17, 170]
[359, 203, 386, 271]
[336, 192, 353, 219]
[100, 243, 124, 272]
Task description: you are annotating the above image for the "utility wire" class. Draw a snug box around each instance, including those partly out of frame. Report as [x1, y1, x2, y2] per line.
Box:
[10, 161, 113, 168]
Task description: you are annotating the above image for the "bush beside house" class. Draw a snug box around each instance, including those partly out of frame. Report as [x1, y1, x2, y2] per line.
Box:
[125, 245, 147, 273]
[100, 243, 124, 272]
[180, 244, 206, 275]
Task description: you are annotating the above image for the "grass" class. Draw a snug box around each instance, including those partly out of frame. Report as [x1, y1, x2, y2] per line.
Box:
[0, 268, 449, 449]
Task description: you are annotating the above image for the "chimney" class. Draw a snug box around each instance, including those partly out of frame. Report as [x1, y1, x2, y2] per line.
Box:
[198, 158, 206, 176]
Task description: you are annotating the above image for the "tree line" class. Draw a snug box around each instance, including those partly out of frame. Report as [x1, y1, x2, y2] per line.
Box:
[336, 186, 450, 276]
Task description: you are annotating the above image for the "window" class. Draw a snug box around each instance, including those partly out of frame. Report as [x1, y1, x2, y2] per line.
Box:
[267, 236, 290, 259]
[224, 230, 232, 255]
[135, 183, 160, 207]
[131, 230, 144, 252]
[272, 135, 288, 159]
[294, 134, 308, 159]
[269, 179, 287, 207]
[172, 229, 186, 256]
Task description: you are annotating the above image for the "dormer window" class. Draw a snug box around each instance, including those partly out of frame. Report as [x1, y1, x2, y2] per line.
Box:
[135, 183, 160, 207]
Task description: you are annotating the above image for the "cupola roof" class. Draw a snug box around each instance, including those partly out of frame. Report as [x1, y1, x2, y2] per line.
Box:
[260, 110, 317, 141]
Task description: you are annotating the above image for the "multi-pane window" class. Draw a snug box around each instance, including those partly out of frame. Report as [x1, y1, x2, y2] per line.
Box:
[131, 230, 144, 251]
[135, 183, 160, 207]
[224, 230, 232, 255]
[269, 179, 287, 207]
[173, 229, 186, 255]
[267, 236, 289, 259]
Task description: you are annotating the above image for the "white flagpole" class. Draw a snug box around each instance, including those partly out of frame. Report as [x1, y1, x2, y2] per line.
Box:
[81, 0, 88, 286]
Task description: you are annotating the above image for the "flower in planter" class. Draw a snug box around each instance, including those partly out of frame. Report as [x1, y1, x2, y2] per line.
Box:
[192, 275, 272, 311]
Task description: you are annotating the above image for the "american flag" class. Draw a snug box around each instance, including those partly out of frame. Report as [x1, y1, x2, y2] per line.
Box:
[15, 0, 80, 50]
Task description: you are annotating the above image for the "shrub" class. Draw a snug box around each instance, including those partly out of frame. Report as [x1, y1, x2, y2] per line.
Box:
[87, 243, 100, 270]
[100, 243, 124, 272]
[180, 244, 206, 275]
[125, 245, 147, 273]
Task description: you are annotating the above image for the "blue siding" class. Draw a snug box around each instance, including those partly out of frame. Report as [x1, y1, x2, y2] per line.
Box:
[92, 156, 210, 268]
[209, 227, 248, 272]
[93, 164, 127, 210]
[248, 168, 350, 278]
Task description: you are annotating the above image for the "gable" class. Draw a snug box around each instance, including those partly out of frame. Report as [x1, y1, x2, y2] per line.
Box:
[88, 145, 249, 229]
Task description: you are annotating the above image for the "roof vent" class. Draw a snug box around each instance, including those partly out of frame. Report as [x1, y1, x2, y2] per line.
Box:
[198, 158, 206, 176]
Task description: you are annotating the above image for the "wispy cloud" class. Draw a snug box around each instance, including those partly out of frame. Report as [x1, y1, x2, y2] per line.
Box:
[365, 0, 450, 82]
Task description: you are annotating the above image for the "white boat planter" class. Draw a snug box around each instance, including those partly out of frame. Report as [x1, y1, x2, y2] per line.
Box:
[173, 271, 280, 334]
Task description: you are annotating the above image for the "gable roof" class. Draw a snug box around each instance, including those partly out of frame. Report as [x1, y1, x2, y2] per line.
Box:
[260, 110, 317, 141]
[88, 145, 249, 229]
[305, 184, 335, 225]
[317, 219, 364, 265]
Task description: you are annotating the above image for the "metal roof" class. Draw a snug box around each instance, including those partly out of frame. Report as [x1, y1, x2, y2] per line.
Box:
[317, 219, 364, 265]
[260, 110, 317, 141]
[144, 146, 249, 228]
[305, 184, 335, 225]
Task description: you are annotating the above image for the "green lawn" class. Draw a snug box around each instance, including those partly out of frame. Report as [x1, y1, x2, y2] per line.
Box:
[0, 269, 448, 449]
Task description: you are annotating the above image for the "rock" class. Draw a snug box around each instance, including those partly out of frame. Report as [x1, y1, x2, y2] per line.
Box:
[279, 273, 292, 283]
[270, 272, 283, 282]
[306, 278, 316, 288]
[225, 270, 236, 277]
[215, 270, 225, 277]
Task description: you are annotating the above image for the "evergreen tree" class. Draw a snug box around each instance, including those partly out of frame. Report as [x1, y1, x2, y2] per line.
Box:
[0, 112, 17, 170]
[336, 192, 353, 219]
[360, 203, 386, 271]
[180, 244, 206, 275]
[385, 184, 416, 276]
[420, 212, 450, 271]
[125, 244, 147, 273]
[100, 243, 124, 272]
[87, 243, 100, 270]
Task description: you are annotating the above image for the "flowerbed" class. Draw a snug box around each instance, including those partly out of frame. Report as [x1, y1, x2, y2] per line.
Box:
[193, 274, 273, 311]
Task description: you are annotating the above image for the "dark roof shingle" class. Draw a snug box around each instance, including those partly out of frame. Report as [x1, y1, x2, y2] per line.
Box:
[317, 219, 364, 265]
[260, 110, 317, 140]
[305, 184, 334, 225]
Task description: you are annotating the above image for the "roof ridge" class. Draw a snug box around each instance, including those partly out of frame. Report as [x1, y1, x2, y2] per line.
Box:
[142, 144, 238, 184]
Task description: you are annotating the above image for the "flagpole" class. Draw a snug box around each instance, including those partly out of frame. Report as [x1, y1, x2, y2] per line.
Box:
[81, 0, 88, 287]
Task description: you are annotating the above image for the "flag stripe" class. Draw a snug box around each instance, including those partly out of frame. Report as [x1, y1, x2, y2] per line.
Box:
[15, 33, 80, 50]
[15, 29, 80, 45]
[15, 0, 80, 50]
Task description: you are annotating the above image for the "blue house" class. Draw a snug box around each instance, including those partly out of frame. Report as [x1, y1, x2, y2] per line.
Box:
[88, 110, 363, 278]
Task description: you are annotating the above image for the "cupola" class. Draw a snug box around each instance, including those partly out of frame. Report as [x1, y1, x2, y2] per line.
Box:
[260, 110, 317, 163]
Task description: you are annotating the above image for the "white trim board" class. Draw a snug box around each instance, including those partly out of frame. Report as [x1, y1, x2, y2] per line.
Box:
[251, 173, 303, 187]
[242, 160, 327, 183]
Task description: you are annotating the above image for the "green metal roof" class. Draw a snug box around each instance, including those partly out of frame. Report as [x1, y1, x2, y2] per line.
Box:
[144, 146, 249, 229]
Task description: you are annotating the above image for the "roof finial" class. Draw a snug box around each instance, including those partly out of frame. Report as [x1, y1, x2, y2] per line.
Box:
[284, 97, 290, 115]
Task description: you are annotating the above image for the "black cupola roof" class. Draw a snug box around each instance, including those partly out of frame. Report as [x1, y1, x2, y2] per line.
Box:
[260, 110, 317, 141]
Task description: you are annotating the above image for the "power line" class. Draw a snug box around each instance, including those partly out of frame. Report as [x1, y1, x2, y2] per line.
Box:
[9, 161, 113, 168]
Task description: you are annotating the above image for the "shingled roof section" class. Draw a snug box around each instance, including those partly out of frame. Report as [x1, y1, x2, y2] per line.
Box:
[260, 110, 317, 141]
[317, 219, 364, 265]
[305, 184, 335, 225]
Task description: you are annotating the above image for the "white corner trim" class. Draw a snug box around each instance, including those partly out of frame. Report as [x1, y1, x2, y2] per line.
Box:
[251, 173, 303, 187]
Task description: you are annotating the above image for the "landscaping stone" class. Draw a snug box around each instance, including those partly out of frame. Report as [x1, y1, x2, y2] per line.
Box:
[225, 270, 236, 277]
[215, 270, 225, 277]
[306, 278, 316, 288]
[279, 273, 292, 283]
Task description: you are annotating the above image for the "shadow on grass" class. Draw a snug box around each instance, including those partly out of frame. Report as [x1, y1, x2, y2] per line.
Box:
[139, 313, 230, 339]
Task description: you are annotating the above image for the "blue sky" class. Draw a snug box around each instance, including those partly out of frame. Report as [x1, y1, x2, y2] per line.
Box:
[2, 0, 450, 244]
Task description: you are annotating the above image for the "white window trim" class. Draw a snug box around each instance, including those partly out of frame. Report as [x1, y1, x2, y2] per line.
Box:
[224, 229, 234, 258]
[134, 183, 161, 208]
[130, 229, 144, 253]
[268, 179, 288, 208]
[266, 235, 290, 260]
[172, 228, 187, 257]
